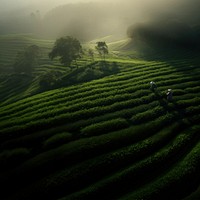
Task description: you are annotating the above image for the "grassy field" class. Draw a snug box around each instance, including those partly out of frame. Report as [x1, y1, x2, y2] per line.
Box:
[0, 34, 200, 200]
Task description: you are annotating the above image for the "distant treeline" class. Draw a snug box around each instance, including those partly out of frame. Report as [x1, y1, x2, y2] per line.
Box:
[127, 20, 200, 49]
[1, 0, 200, 45]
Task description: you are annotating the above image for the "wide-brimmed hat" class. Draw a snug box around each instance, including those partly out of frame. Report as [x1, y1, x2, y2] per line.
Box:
[168, 89, 172, 92]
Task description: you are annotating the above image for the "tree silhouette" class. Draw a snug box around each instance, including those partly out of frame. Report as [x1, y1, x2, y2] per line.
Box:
[49, 36, 82, 69]
[88, 49, 94, 61]
[95, 41, 108, 61]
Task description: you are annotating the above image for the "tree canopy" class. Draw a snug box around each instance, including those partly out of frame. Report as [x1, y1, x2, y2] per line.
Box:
[13, 45, 40, 74]
[49, 36, 82, 68]
[95, 41, 108, 61]
[88, 49, 94, 61]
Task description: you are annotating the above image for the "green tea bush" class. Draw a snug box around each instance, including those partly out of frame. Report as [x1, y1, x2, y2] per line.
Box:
[65, 101, 160, 133]
[81, 118, 129, 136]
[0, 56, 200, 200]
[131, 106, 166, 124]
[177, 97, 200, 108]
[0, 64, 182, 120]
[58, 127, 196, 200]
[43, 132, 73, 150]
[0, 93, 156, 136]
[1, 115, 178, 191]
[123, 134, 200, 200]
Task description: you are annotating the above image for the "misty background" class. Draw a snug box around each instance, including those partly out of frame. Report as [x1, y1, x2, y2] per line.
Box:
[0, 0, 200, 46]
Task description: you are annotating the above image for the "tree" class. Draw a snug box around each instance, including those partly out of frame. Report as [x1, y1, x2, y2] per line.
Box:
[13, 45, 40, 74]
[49, 36, 82, 69]
[39, 70, 62, 89]
[95, 41, 108, 61]
[88, 49, 94, 61]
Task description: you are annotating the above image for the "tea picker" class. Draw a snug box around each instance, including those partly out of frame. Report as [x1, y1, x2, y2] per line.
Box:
[150, 81, 157, 91]
[166, 89, 173, 101]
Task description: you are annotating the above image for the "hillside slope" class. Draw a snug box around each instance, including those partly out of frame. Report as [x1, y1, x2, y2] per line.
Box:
[0, 34, 127, 106]
[0, 34, 55, 105]
[0, 56, 200, 200]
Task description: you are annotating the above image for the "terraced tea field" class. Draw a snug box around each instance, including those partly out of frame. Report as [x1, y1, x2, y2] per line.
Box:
[0, 34, 54, 69]
[0, 34, 95, 105]
[0, 55, 200, 200]
[0, 34, 58, 105]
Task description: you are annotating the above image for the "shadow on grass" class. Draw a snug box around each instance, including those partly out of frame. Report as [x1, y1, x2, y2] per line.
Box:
[40, 61, 120, 91]
[127, 39, 200, 75]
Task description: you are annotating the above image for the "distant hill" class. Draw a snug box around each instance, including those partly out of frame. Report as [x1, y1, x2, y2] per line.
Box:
[0, 1, 130, 40]
[0, 34, 54, 104]
[0, 34, 124, 105]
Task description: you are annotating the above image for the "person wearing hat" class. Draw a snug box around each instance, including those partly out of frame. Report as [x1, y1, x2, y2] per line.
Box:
[166, 89, 173, 101]
[150, 81, 157, 91]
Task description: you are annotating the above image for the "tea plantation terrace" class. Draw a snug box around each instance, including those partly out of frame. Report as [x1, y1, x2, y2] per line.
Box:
[0, 58, 200, 200]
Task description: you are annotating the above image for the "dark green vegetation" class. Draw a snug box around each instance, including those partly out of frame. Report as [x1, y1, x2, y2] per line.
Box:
[13, 45, 40, 74]
[0, 34, 200, 200]
[49, 36, 83, 68]
[0, 35, 115, 106]
[95, 41, 109, 61]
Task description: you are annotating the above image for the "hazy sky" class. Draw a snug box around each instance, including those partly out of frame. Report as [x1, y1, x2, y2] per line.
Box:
[0, 0, 178, 16]
[0, 0, 104, 11]
[0, 0, 154, 10]
[0, 0, 199, 40]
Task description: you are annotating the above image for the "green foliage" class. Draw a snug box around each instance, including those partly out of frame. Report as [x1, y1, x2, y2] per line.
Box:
[49, 36, 82, 68]
[6, 122, 196, 200]
[39, 70, 63, 89]
[38, 61, 119, 90]
[13, 45, 40, 74]
[81, 118, 129, 136]
[88, 49, 94, 61]
[43, 132, 72, 149]
[95, 41, 108, 60]
[131, 106, 166, 124]
[58, 125, 197, 200]
[0, 50, 200, 200]
[123, 129, 200, 200]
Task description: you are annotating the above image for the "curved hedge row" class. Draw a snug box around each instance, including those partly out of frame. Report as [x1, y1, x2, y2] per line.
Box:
[0, 57, 200, 200]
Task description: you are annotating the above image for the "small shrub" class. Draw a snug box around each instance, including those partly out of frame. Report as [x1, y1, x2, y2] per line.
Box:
[43, 132, 72, 149]
[131, 106, 166, 124]
[81, 118, 129, 136]
[39, 70, 62, 89]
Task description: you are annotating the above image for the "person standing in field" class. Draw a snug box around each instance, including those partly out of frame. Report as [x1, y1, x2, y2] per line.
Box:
[150, 81, 157, 92]
[166, 89, 173, 101]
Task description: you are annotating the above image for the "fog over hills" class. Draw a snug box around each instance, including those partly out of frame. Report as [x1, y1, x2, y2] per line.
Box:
[0, 0, 200, 43]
